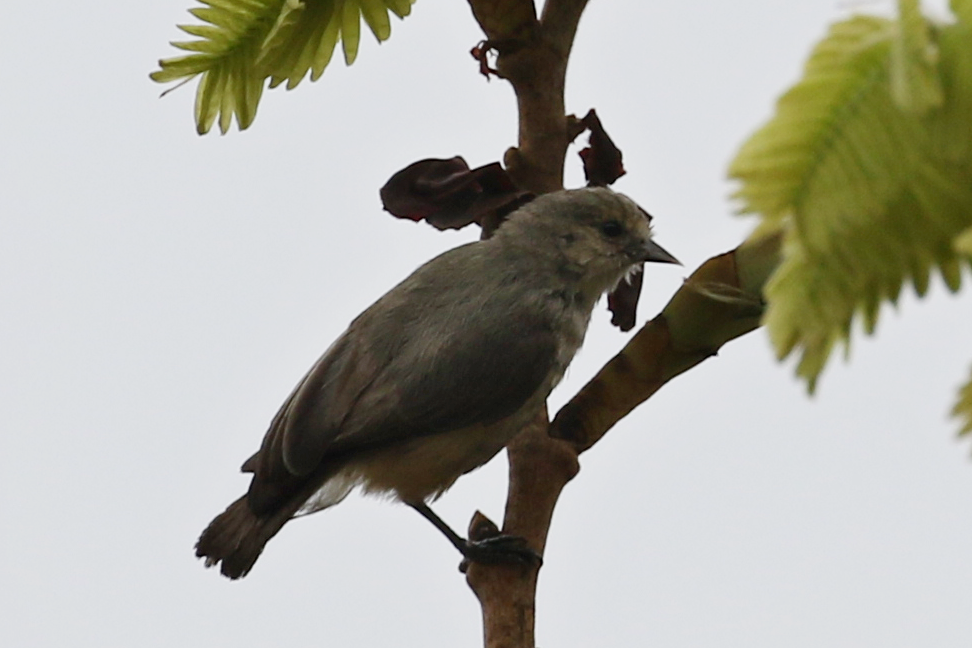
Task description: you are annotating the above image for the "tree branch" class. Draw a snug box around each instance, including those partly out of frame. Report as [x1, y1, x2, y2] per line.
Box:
[467, 0, 590, 193]
[461, 4, 784, 648]
[552, 231, 781, 450]
[538, 0, 589, 60]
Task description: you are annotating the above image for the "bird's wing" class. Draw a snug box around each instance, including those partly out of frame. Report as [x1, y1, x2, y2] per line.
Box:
[330, 298, 560, 452]
[241, 327, 389, 513]
[250, 330, 380, 478]
[246, 250, 560, 503]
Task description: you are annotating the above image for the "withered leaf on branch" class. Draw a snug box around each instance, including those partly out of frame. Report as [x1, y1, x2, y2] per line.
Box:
[578, 109, 626, 187]
[574, 109, 639, 329]
[470, 41, 502, 79]
[380, 157, 533, 233]
[607, 267, 644, 332]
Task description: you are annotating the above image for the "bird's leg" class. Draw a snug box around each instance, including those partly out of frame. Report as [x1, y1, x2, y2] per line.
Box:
[408, 502, 542, 571]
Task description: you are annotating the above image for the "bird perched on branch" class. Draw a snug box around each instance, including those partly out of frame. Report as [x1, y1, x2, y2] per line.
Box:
[196, 187, 678, 578]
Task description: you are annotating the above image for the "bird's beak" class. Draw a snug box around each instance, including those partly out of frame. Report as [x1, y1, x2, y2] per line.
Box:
[642, 239, 681, 265]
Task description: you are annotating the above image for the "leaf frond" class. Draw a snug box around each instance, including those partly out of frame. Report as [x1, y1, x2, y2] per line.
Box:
[955, 225, 972, 256]
[730, 6, 972, 389]
[951, 0, 972, 27]
[152, 0, 415, 132]
[890, 0, 943, 112]
[954, 366, 972, 435]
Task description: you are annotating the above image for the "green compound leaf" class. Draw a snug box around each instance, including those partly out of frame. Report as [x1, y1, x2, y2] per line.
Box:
[955, 368, 972, 435]
[891, 0, 943, 112]
[151, 0, 416, 134]
[952, 0, 972, 28]
[956, 225, 972, 256]
[729, 1, 972, 392]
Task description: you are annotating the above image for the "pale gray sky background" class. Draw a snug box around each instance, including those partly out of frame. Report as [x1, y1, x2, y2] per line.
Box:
[3, 1, 971, 646]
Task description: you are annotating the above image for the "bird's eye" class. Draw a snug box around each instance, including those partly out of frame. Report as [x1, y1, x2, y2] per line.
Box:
[600, 220, 624, 238]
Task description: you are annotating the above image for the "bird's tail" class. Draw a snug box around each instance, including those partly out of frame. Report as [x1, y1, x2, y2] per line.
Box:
[195, 460, 350, 579]
[195, 496, 285, 579]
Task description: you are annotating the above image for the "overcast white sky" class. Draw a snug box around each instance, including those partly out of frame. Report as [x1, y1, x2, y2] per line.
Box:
[2, 1, 971, 646]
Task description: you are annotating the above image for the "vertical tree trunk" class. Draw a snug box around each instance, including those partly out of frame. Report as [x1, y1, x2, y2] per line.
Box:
[462, 3, 781, 647]
[463, 3, 589, 647]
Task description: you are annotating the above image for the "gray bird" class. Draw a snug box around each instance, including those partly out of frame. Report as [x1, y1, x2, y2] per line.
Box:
[196, 187, 678, 578]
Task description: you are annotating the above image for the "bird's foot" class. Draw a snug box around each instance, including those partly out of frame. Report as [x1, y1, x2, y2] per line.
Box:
[458, 533, 543, 573]
[408, 502, 543, 572]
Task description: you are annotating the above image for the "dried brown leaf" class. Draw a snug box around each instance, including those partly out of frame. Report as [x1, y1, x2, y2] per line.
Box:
[380, 157, 533, 232]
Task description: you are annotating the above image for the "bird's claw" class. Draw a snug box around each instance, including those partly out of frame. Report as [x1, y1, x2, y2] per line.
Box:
[458, 534, 543, 573]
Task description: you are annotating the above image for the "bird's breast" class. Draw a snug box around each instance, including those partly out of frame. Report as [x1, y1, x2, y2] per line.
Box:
[545, 291, 597, 384]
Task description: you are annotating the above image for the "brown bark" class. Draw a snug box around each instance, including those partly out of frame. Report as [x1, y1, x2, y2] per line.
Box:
[462, 3, 588, 647]
[463, 2, 782, 647]
[552, 232, 781, 450]
[468, 0, 586, 193]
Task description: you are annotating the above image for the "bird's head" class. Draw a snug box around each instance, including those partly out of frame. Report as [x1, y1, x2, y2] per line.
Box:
[498, 187, 679, 295]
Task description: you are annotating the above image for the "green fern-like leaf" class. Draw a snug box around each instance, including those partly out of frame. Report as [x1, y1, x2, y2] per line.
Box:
[952, 0, 972, 28]
[956, 225, 972, 256]
[729, 0, 972, 392]
[151, 0, 416, 134]
[954, 367, 972, 435]
[891, 0, 943, 112]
